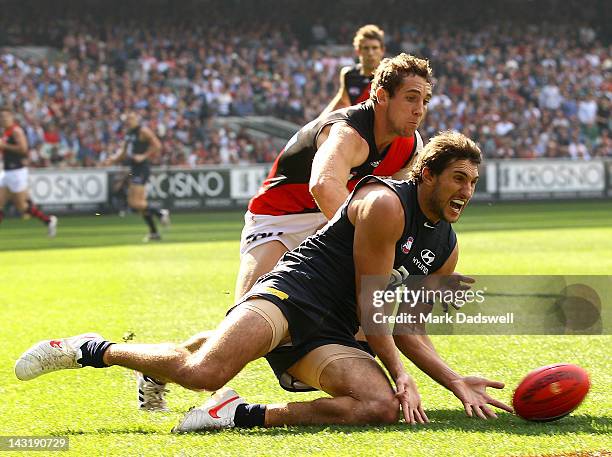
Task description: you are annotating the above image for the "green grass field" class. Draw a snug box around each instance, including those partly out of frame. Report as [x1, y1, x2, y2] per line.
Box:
[1, 201, 611, 457]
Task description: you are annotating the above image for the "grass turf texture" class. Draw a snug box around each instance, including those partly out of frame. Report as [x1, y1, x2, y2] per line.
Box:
[1, 201, 610, 457]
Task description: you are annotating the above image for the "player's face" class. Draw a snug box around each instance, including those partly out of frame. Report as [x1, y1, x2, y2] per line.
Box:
[0, 110, 13, 128]
[126, 113, 139, 129]
[357, 39, 384, 73]
[385, 75, 431, 138]
[427, 159, 479, 223]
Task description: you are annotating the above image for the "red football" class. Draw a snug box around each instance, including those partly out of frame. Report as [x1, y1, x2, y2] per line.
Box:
[513, 363, 590, 421]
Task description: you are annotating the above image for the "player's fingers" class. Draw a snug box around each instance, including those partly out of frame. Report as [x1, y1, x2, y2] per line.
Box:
[486, 379, 505, 389]
[418, 404, 430, 423]
[456, 274, 475, 284]
[481, 405, 498, 419]
[406, 402, 415, 425]
[401, 399, 411, 424]
[473, 405, 488, 420]
[464, 403, 473, 418]
[487, 397, 514, 413]
[413, 407, 426, 424]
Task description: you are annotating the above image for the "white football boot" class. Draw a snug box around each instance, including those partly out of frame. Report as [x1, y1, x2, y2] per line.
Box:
[15, 333, 103, 381]
[47, 215, 58, 238]
[172, 387, 246, 432]
[137, 372, 169, 411]
[159, 209, 171, 227]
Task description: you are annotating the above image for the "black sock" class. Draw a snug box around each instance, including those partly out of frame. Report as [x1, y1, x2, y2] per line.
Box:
[234, 403, 266, 428]
[0, 209, 3, 224]
[143, 211, 157, 234]
[146, 206, 162, 219]
[77, 340, 115, 368]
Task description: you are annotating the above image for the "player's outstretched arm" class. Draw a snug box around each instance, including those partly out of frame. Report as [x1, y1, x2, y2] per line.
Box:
[394, 246, 462, 385]
[350, 183, 428, 424]
[394, 246, 513, 418]
[310, 122, 369, 219]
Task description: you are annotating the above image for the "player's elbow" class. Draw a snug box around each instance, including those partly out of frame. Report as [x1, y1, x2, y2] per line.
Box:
[309, 176, 333, 201]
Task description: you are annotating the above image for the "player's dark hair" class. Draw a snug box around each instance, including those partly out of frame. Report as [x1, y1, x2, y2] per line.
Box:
[353, 24, 384, 49]
[409, 131, 482, 182]
[370, 53, 432, 101]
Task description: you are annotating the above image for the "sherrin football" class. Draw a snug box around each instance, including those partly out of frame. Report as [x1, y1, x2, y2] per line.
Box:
[512, 363, 590, 421]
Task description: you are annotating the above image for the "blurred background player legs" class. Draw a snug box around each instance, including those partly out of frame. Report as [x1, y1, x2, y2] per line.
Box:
[111, 172, 130, 217]
[0, 183, 58, 237]
[0, 106, 57, 237]
[126, 179, 169, 242]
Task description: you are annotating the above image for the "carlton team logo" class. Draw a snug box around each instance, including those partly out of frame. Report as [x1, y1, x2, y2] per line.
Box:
[401, 236, 414, 254]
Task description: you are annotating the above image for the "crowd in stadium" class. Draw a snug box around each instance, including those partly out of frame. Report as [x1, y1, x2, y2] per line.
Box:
[0, 0, 610, 167]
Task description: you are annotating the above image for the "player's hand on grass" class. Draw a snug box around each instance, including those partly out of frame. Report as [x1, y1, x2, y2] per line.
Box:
[395, 371, 429, 425]
[445, 272, 475, 291]
[450, 376, 514, 419]
[423, 272, 474, 295]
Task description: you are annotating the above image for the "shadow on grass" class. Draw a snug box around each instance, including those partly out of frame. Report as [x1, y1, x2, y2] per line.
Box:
[60, 410, 611, 436]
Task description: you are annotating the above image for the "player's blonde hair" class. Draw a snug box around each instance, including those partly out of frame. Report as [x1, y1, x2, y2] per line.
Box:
[409, 131, 482, 182]
[369, 53, 433, 101]
[353, 24, 385, 50]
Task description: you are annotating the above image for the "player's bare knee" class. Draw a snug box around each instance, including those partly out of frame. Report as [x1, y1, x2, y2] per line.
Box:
[173, 370, 201, 391]
[173, 364, 213, 391]
[199, 363, 234, 391]
[362, 396, 400, 425]
[177, 359, 230, 391]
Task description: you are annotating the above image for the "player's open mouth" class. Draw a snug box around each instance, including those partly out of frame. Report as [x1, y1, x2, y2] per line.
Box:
[449, 199, 465, 214]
